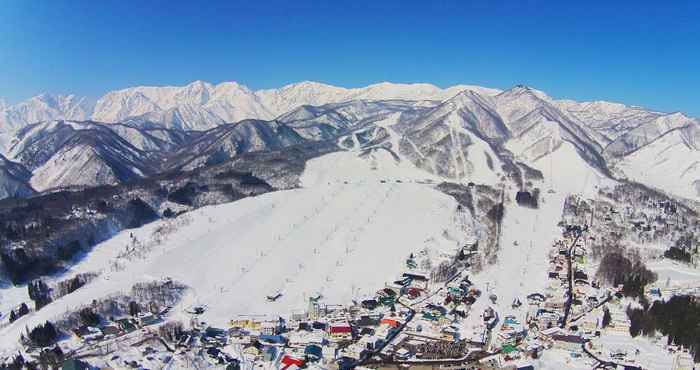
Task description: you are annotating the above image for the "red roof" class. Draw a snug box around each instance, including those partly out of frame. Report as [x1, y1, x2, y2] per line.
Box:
[281, 355, 304, 369]
[329, 325, 352, 334]
[380, 319, 400, 327]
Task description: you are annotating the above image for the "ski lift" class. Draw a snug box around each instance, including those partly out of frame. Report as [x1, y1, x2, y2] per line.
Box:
[511, 298, 522, 309]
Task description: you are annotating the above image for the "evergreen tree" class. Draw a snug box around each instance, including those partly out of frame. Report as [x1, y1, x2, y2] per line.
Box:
[18, 303, 29, 316]
[129, 301, 140, 316]
[602, 307, 612, 328]
[27, 321, 58, 347]
[27, 280, 52, 310]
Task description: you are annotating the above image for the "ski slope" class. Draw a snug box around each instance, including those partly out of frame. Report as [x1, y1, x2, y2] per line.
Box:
[472, 142, 612, 324]
[0, 148, 468, 353]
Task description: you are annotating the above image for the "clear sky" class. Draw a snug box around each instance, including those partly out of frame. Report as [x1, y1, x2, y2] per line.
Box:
[1, 1, 698, 116]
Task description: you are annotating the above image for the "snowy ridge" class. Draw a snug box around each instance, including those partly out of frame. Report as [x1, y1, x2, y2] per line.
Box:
[1, 82, 699, 201]
[1, 81, 502, 133]
[7, 120, 163, 191]
[0, 154, 34, 199]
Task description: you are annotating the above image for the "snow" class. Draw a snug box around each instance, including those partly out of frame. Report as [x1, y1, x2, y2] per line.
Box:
[91, 81, 503, 129]
[615, 129, 700, 200]
[647, 259, 700, 287]
[597, 332, 674, 370]
[470, 141, 612, 329]
[0, 147, 468, 354]
[0, 94, 92, 133]
[532, 141, 613, 197]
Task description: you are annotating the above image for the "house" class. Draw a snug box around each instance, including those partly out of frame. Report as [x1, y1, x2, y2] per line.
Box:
[62, 359, 90, 370]
[394, 347, 412, 360]
[304, 344, 323, 360]
[441, 326, 460, 341]
[260, 321, 277, 336]
[262, 346, 277, 362]
[230, 319, 261, 331]
[378, 287, 399, 298]
[537, 311, 560, 329]
[378, 296, 395, 306]
[607, 319, 631, 333]
[355, 315, 381, 327]
[73, 326, 103, 342]
[361, 299, 379, 310]
[538, 326, 562, 340]
[116, 318, 137, 333]
[380, 319, 400, 328]
[136, 312, 159, 326]
[258, 335, 287, 346]
[280, 354, 304, 370]
[527, 293, 546, 303]
[466, 327, 488, 346]
[544, 301, 565, 311]
[311, 321, 327, 331]
[581, 319, 597, 334]
[242, 346, 260, 357]
[406, 287, 422, 299]
[226, 361, 241, 370]
[551, 335, 585, 352]
[102, 324, 120, 337]
[329, 323, 353, 340]
[403, 271, 429, 283]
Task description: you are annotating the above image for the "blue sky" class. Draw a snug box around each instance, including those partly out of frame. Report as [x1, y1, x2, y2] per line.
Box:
[1, 1, 699, 116]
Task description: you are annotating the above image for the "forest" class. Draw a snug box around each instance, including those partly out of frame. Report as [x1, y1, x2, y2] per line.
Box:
[596, 251, 657, 298]
[627, 295, 700, 361]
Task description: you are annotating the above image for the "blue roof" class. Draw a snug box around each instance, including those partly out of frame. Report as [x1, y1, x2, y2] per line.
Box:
[304, 344, 323, 357]
[259, 335, 286, 344]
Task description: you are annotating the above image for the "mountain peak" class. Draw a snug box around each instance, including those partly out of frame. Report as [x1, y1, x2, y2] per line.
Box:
[185, 80, 213, 90]
[499, 85, 549, 99]
[214, 81, 254, 94]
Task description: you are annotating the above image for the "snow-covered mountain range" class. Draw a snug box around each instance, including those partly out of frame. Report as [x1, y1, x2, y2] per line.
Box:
[0, 81, 699, 368]
[0, 81, 699, 200]
[1, 81, 501, 132]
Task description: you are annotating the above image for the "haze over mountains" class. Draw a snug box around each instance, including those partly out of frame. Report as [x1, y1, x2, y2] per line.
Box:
[0, 80, 698, 200]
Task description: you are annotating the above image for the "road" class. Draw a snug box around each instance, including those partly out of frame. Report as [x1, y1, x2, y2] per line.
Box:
[560, 229, 582, 328]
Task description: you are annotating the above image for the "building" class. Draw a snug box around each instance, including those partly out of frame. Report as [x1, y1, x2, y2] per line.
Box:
[304, 344, 323, 360]
[355, 314, 381, 327]
[329, 323, 353, 340]
[136, 312, 159, 326]
[116, 318, 137, 333]
[260, 322, 277, 336]
[230, 319, 262, 331]
[551, 335, 585, 352]
[280, 354, 305, 370]
[62, 359, 90, 370]
[72, 326, 103, 342]
[380, 318, 400, 328]
[102, 324, 120, 337]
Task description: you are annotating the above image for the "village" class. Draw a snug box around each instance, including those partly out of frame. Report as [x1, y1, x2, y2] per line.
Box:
[4, 189, 699, 370]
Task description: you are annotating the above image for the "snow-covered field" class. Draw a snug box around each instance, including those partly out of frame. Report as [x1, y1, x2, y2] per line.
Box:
[0, 148, 469, 353]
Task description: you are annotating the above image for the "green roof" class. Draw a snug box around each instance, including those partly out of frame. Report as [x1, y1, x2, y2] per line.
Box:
[62, 359, 89, 370]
